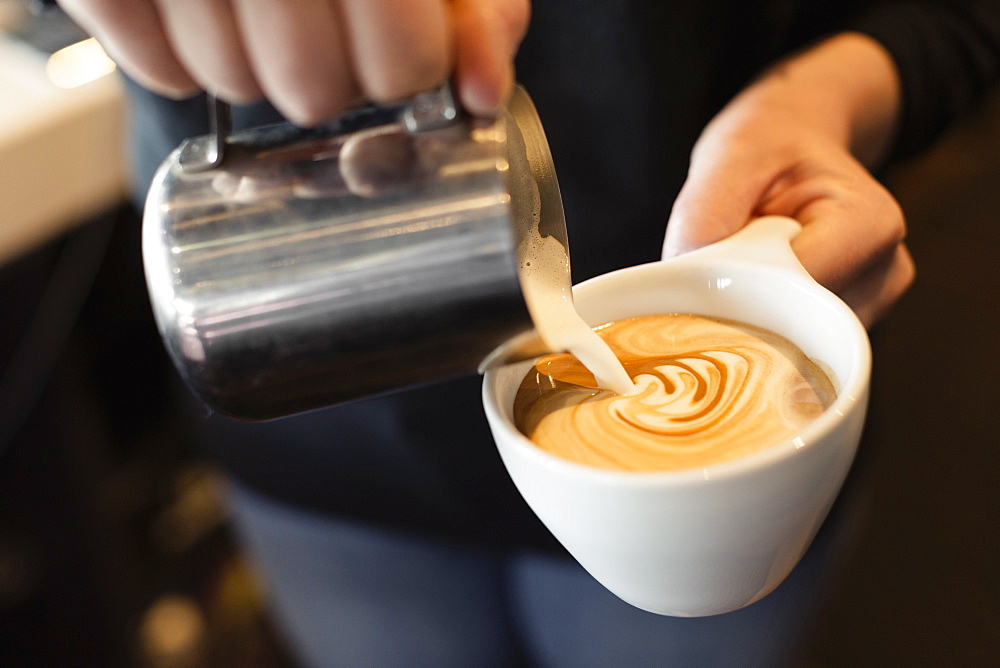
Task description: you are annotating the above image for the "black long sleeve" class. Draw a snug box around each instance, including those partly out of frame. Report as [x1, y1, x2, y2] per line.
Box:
[851, 0, 1000, 163]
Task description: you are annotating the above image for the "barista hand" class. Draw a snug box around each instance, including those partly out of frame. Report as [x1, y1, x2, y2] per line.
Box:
[663, 33, 915, 327]
[56, 0, 529, 125]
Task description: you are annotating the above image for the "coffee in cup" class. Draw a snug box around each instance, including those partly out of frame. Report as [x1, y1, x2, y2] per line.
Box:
[513, 313, 837, 472]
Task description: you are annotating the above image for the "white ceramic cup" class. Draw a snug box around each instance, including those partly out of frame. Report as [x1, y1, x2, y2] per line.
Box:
[482, 216, 871, 617]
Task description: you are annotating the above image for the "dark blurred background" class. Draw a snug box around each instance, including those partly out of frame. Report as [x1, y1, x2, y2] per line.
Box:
[799, 89, 1000, 666]
[1, 3, 997, 665]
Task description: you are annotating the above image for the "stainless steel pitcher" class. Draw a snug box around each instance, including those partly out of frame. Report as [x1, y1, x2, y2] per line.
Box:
[143, 85, 566, 420]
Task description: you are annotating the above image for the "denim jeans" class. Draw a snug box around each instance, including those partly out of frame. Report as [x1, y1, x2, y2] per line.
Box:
[226, 479, 852, 667]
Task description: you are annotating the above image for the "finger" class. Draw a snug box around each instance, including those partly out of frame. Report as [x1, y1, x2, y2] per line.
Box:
[152, 0, 261, 103]
[452, 0, 531, 114]
[766, 171, 907, 296]
[763, 167, 911, 325]
[58, 0, 198, 98]
[838, 244, 915, 327]
[231, 0, 359, 126]
[663, 132, 782, 257]
[338, 0, 452, 103]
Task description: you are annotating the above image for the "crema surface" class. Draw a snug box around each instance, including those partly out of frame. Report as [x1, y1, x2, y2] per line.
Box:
[513, 314, 836, 471]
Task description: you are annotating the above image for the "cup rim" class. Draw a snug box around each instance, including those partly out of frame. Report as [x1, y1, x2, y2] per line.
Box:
[482, 257, 872, 487]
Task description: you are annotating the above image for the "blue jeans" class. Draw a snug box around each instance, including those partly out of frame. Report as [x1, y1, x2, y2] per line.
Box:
[227, 480, 853, 667]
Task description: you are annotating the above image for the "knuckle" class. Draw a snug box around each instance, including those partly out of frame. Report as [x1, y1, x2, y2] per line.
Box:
[271, 80, 353, 126]
[879, 245, 916, 315]
[885, 199, 907, 245]
[496, 0, 532, 47]
[283, 95, 346, 127]
[898, 245, 916, 290]
[869, 185, 907, 250]
[366, 46, 449, 101]
[212, 81, 262, 106]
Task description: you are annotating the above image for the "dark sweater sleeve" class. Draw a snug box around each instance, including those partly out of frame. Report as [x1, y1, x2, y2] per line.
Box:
[849, 0, 1000, 163]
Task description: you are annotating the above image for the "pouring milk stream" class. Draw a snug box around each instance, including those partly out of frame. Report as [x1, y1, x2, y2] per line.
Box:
[516, 211, 637, 397]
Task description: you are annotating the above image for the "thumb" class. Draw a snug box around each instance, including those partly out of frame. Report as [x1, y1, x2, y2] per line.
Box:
[663, 139, 776, 258]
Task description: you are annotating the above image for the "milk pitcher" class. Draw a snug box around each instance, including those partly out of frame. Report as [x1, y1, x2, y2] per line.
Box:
[143, 85, 565, 420]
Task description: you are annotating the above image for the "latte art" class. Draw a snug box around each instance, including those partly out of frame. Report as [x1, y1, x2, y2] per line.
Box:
[513, 314, 837, 471]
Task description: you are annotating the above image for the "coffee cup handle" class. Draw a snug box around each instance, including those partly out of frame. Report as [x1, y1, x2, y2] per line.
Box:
[674, 215, 810, 276]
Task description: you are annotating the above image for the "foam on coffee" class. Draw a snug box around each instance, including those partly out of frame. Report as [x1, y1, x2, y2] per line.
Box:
[513, 314, 836, 471]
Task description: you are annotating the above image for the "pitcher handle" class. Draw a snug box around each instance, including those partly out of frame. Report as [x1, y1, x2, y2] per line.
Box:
[177, 84, 459, 175]
[177, 96, 232, 173]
